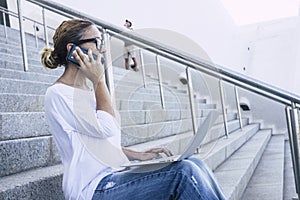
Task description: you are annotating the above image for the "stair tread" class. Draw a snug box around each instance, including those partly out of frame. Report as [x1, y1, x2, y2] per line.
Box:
[195, 124, 259, 168]
[241, 134, 285, 200]
[283, 139, 298, 200]
[213, 129, 271, 200]
[0, 164, 63, 192]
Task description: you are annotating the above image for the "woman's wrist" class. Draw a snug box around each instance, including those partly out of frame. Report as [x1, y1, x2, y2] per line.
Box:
[93, 78, 105, 89]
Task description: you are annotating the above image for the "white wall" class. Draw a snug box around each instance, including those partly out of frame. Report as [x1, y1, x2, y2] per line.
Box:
[234, 17, 299, 94]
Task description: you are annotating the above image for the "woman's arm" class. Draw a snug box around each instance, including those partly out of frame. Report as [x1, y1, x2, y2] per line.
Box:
[74, 47, 115, 116]
[94, 79, 115, 116]
[70, 47, 120, 139]
[122, 147, 173, 161]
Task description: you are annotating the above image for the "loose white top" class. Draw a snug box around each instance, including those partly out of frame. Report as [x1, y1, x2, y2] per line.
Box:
[45, 83, 129, 200]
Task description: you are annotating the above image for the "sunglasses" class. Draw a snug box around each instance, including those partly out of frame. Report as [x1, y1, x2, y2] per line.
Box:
[76, 37, 104, 51]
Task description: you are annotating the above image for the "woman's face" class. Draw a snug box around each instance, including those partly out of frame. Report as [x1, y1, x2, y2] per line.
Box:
[78, 25, 103, 56]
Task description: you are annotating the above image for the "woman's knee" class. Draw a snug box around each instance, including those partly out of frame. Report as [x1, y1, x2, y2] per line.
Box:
[188, 157, 206, 168]
[169, 159, 199, 176]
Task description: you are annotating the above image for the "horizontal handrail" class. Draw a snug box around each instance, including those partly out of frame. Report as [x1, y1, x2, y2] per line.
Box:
[0, 6, 55, 32]
[25, 0, 300, 107]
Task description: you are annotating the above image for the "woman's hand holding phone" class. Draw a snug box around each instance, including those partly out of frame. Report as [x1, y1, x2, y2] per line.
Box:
[72, 46, 105, 85]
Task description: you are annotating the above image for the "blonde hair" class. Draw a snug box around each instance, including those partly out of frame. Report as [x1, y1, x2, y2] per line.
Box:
[41, 18, 94, 69]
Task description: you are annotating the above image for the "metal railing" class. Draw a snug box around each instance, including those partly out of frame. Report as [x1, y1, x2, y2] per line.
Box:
[1, 0, 299, 198]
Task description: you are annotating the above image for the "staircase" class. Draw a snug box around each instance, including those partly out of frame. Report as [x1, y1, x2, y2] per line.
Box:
[0, 25, 297, 200]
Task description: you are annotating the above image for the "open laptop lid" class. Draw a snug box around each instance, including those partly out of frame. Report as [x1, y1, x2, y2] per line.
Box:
[121, 110, 219, 167]
[177, 110, 219, 160]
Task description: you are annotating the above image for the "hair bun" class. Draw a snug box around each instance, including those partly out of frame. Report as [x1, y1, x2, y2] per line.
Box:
[41, 47, 58, 69]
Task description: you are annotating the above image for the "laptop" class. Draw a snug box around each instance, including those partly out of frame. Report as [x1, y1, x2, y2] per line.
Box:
[121, 110, 219, 167]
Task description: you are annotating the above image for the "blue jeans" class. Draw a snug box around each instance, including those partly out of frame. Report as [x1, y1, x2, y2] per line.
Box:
[92, 157, 226, 200]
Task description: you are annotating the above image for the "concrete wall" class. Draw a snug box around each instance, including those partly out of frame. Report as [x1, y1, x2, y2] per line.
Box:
[234, 17, 299, 94]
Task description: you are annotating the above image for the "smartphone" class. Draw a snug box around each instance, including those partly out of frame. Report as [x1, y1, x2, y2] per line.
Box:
[66, 44, 104, 66]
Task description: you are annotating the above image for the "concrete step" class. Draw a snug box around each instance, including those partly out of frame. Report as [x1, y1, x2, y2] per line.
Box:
[0, 59, 64, 76]
[0, 93, 44, 112]
[0, 33, 45, 45]
[115, 90, 203, 104]
[0, 164, 64, 200]
[0, 66, 174, 91]
[0, 52, 41, 66]
[196, 124, 260, 170]
[120, 109, 200, 126]
[115, 84, 187, 96]
[113, 67, 185, 91]
[0, 121, 259, 200]
[0, 92, 210, 113]
[0, 78, 50, 95]
[283, 139, 298, 200]
[121, 118, 193, 146]
[116, 98, 216, 111]
[129, 123, 260, 160]
[0, 108, 239, 142]
[213, 129, 272, 200]
[0, 109, 213, 141]
[201, 117, 249, 145]
[0, 77, 197, 104]
[112, 69, 178, 87]
[114, 80, 187, 95]
[0, 67, 188, 101]
[241, 134, 285, 200]
[121, 114, 248, 148]
[0, 67, 149, 87]
[0, 136, 60, 176]
[0, 68, 58, 83]
[0, 41, 42, 59]
[125, 123, 265, 200]
[1, 110, 191, 141]
[0, 112, 50, 141]
[0, 25, 46, 47]
[115, 94, 192, 107]
[3, 114, 241, 176]
[120, 109, 237, 126]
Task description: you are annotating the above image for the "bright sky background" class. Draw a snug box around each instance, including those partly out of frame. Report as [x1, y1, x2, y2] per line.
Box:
[221, 0, 300, 25]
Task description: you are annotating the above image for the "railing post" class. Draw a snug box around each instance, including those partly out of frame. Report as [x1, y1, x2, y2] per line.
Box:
[219, 80, 229, 137]
[2, 12, 7, 39]
[17, 0, 29, 72]
[286, 104, 300, 199]
[42, 8, 49, 46]
[155, 55, 165, 108]
[234, 85, 243, 129]
[186, 67, 197, 135]
[102, 29, 116, 109]
[139, 49, 147, 88]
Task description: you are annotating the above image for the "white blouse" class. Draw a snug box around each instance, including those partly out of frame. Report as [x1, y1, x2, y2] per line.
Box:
[45, 83, 129, 200]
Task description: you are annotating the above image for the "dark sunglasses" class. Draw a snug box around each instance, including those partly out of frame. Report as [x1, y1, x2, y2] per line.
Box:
[76, 37, 103, 51]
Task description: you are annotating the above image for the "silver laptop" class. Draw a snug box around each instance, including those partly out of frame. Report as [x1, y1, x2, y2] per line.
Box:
[121, 110, 219, 167]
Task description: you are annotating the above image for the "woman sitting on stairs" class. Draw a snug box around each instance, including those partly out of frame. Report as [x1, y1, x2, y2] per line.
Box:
[41, 18, 226, 200]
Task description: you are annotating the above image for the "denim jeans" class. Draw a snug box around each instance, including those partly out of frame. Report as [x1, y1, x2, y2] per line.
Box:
[92, 157, 226, 200]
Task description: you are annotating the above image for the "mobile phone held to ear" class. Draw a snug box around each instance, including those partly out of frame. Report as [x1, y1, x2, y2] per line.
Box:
[66, 44, 104, 66]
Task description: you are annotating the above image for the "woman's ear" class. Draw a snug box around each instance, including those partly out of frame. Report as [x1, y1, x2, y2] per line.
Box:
[66, 43, 74, 52]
